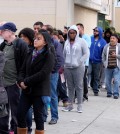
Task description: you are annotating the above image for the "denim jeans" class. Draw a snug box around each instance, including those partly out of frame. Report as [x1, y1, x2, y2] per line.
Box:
[17, 93, 44, 130]
[50, 73, 59, 120]
[42, 96, 51, 122]
[26, 107, 33, 132]
[89, 62, 101, 93]
[105, 67, 120, 97]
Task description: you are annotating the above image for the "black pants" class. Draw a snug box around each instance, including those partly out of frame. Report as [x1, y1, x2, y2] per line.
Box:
[0, 84, 20, 134]
[83, 66, 88, 99]
[17, 93, 44, 130]
[57, 75, 68, 103]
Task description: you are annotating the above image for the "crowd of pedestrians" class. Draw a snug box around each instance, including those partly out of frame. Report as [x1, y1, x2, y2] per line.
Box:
[0, 20, 120, 134]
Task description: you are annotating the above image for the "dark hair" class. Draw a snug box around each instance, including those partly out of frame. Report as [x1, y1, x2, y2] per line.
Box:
[18, 27, 34, 45]
[76, 23, 84, 29]
[57, 30, 63, 36]
[33, 21, 43, 28]
[43, 25, 54, 35]
[64, 26, 69, 30]
[111, 34, 119, 39]
[38, 29, 52, 48]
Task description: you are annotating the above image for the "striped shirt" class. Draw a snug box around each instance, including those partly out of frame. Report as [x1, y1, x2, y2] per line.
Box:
[107, 45, 117, 68]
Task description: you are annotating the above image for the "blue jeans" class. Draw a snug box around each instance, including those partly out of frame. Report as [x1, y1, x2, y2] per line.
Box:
[50, 73, 59, 120]
[26, 107, 32, 132]
[42, 96, 51, 122]
[105, 67, 120, 97]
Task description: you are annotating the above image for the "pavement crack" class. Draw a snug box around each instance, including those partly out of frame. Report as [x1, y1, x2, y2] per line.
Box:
[77, 99, 115, 134]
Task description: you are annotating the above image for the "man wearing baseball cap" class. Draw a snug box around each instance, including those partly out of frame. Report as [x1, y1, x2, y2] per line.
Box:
[0, 22, 28, 134]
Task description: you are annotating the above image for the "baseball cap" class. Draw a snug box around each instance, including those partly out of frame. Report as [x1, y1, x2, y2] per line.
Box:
[0, 22, 17, 32]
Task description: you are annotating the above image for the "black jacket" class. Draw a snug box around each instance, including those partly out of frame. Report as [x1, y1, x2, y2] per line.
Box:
[0, 38, 28, 74]
[18, 46, 55, 96]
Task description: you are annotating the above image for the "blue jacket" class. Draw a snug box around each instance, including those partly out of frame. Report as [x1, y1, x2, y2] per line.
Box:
[90, 27, 107, 63]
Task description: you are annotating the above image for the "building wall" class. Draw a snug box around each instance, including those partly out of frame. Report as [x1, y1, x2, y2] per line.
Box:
[115, 7, 120, 32]
[74, 5, 98, 35]
[0, 0, 56, 33]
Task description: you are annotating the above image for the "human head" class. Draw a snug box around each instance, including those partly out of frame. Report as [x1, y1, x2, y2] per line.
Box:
[110, 34, 118, 46]
[63, 26, 69, 35]
[53, 30, 59, 41]
[0, 22, 17, 42]
[76, 23, 84, 36]
[33, 21, 43, 36]
[0, 21, 7, 43]
[18, 28, 34, 45]
[34, 29, 51, 50]
[68, 25, 78, 41]
[93, 26, 103, 39]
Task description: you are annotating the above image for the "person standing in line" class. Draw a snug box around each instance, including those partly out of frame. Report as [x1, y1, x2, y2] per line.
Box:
[33, 21, 43, 37]
[18, 27, 35, 134]
[89, 27, 107, 96]
[0, 21, 6, 44]
[17, 30, 55, 134]
[42, 25, 64, 124]
[102, 34, 120, 99]
[0, 22, 28, 134]
[62, 25, 89, 113]
[76, 23, 91, 101]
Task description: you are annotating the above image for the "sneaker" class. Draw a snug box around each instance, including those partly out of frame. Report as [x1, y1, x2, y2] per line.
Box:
[77, 104, 82, 113]
[94, 92, 99, 96]
[107, 94, 112, 97]
[114, 96, 118, 99]
[48, 119, 57, 125]
[62, 104, 74, 112]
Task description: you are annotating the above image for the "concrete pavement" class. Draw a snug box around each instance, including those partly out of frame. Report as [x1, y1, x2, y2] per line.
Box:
[32, 88, 120, 134]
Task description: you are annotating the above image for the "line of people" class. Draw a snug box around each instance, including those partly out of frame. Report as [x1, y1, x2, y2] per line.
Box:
[0, 21, 120, 134]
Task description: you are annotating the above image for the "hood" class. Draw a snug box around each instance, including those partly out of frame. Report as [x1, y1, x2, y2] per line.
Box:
[94, 26, 103, 39]
[67, 25, 79, 41]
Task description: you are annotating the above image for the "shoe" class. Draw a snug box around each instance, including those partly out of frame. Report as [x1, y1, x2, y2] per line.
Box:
[107, 94, 112, 97]
[49, 119, 57, 125]
[114, 96, 118, 99]
[77, 104, 82, 113]
[94, 93, 99, 96]
[62, 104, 74, 112]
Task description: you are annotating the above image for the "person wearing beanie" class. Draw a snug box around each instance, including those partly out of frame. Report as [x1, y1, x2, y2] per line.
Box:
[0, 22, 28, 134]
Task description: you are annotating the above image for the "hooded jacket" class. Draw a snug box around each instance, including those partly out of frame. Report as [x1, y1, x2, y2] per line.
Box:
[63, 25, 89, 68]
[90, 27, 107, 63]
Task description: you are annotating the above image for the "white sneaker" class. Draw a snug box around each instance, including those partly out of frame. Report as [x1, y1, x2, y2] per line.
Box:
[77, 104, 82, 113]
[62, 105, 74, 112]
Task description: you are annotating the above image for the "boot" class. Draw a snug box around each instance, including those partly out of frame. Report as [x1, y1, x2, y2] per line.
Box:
[17, 127, 27, 134]
[35, 129, 44, 134]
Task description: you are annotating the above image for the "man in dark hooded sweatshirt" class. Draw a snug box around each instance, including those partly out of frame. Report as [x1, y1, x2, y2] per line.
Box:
[89, 27, 107, 96]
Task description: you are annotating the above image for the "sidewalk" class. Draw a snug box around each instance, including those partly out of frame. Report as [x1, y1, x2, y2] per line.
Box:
[32, 88, 120, 134]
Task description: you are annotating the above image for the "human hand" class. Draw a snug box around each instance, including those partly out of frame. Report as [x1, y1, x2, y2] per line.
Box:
[20, 82, 27, 89]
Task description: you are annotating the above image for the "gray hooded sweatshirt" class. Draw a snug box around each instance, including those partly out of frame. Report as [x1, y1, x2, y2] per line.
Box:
[63, 25, 89, 68]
